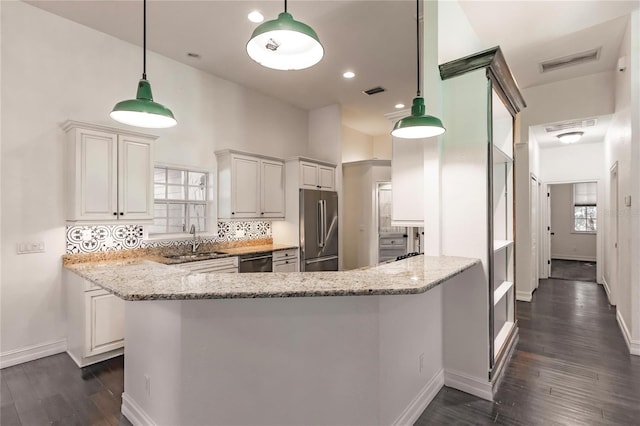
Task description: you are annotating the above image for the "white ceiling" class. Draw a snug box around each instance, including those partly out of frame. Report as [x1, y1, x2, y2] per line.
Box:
[25, 0, 640, 137]
[531, 114, 613, 149]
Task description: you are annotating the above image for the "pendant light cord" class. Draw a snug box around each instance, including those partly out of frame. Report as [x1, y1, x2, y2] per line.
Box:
[416, 0, 420, 97]
[284, 0, 288, 13]
[142, 0, 147, 80]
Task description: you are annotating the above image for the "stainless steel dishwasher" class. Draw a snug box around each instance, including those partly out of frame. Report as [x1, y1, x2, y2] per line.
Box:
[238, 252, 273, 273]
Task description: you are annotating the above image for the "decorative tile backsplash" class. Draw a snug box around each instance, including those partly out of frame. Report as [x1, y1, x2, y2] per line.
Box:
[66, 221, 272, 254]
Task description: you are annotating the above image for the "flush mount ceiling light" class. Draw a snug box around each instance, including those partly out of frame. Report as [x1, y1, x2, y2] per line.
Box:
[391, 0, 445, 139]
[246, 0, 323, 70]
[557, 131, 584, 144]
[395, 103, 405, 109]
[110, 0, 176, 128]
[343, 71, 355, 79]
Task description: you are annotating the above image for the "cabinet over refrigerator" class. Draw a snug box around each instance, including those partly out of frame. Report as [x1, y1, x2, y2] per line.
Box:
[299, 189, 338, 271]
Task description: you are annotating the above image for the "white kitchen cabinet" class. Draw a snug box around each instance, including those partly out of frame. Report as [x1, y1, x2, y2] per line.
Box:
[216, 150, 284, 219]
[63, 121, 155, 222]
[299, 160, 335, 190]
[64, 269, 125, 367]
[174, 256, 239, 273]
[273, 248, 298, 272]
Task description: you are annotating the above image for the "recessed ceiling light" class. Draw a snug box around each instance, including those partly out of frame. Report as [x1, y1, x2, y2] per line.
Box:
[395, 103, 405, 109]
[187, 52, 200, 59]
[557, 131, 584, 144]
[248, 10, 264, 23]
[342, 71, 355, 79]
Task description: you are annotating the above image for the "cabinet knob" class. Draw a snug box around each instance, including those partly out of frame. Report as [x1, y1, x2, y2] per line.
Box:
[261, 212, 264, 215]
[119, 212, 124, 216]
[231, 212, 235, 215]
[285, 253, 288, 257]
[317, 185, 321, 188]
[113, 212, 117, 216]
[285, 261, 289, 264]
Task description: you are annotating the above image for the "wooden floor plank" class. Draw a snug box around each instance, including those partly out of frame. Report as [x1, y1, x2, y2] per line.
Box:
[416, 278, 640, 425]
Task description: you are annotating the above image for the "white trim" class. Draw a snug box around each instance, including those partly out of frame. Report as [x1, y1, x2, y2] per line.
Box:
[62, 120, 159, 140]
[616, 310, 640, 356]
[0, 339, 67, 369]
[122, 393, 157, 426]
[392, 369, 444, 426]
[550, 254, 596, 262]
[516, 290, 533, 302]
[602, 276, 614, 305]
[444, 368, 493, 401]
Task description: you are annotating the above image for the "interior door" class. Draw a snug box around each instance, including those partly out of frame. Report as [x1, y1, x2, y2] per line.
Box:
[608, 163, 618, 305]
[530, 175, 539, 290]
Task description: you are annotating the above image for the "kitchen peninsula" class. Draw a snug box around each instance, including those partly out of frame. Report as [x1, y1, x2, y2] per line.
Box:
[64, 255, 482, 426]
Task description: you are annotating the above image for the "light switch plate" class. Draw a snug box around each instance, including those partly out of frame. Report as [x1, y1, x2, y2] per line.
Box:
[16, 241, 45, 254]
[625, 196, 632, 207]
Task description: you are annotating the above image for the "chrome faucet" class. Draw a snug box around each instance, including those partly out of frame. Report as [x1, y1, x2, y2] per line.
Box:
[190, 224, 201, 253]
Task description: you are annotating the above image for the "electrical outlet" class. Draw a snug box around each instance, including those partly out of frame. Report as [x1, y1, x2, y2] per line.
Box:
[144, 374, 151, 396]
[419, 353, 424, 373]
[16, 241, 45, 254]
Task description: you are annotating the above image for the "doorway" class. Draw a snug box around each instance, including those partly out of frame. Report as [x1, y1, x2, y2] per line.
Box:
[548, 182, 598, 282]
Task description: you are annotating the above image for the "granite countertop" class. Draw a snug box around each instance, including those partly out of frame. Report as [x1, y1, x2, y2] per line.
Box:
[64, 255, 480, 301]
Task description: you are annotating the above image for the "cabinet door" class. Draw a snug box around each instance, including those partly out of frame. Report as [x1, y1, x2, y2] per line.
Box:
[231, 155, 260, 217]
[318, 166, 335, 190]
[75, 129, 118, 221]
[118, 135, 154, 220]
[273, 258, 298, 272]
[84, 290, 125, 357]
[261, 160, 285, 218]
[300, 161, 319, 189]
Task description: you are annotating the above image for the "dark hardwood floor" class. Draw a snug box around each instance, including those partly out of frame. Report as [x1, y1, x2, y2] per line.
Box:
[416, 278, 640, 425]
[550, 259, 597, 282]
[2, 278, 638, 425]
[1, 355, 131, 426]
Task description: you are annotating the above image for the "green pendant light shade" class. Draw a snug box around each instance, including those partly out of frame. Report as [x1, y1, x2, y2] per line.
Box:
[110, 0, 176, 128]
[392, 0, 444, 139]
[110, 79, 176, 128]
[392, 97, 445, 139]
[246, 2, 323, 70]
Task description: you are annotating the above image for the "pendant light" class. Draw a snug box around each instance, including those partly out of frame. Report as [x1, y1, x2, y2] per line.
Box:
[110, 0, 177, 128]
[246, 0, 323, 71]
[391, 0, 445, 139]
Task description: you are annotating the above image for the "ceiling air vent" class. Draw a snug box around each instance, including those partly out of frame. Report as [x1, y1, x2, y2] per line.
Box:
[545, 118, 597, 133]
[539, 47, 601, 73]
[362, 86, 386, 96]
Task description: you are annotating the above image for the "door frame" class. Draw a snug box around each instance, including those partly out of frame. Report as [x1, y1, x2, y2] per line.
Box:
[606, 162, 619, 305]
[542, 179, 603, 283]
[530, 174, 540, 289]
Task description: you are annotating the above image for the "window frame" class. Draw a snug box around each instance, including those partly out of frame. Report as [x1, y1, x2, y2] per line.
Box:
[150, 165, 210, 236]
[571, 182, 597, 234]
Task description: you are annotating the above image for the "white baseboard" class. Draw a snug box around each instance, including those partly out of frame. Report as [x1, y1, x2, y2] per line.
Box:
[122, 393, 156, 426]
[551, 255, 596, 262]
[516, 290, 532, 302]
[602, 276, 614, 305]
[444, 368, 493, 402]
[392, 368, 444, 426]
[1, 339, 67, 369]
[616, 310, 640, 356]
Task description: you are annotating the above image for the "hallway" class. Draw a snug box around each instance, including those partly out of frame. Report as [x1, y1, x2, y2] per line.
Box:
[416, 278, 640, 425]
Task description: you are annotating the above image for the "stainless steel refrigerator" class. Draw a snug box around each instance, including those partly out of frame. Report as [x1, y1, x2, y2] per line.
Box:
[299, 189, 339, 271]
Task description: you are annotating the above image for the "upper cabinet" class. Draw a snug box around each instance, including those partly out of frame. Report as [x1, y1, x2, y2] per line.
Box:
[216, 150, 285, 219]
[63, 121, 155, 223]
[298, 159, 335, 191]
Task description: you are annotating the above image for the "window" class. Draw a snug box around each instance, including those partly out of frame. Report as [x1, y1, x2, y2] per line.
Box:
[149, 166, 208, 235]
[573, 182, 597, 233]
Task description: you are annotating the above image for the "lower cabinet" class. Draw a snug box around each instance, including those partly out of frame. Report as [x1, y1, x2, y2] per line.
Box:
[273, 249, 298, 272]
[174, 257, 238, 273]
[64, 269, 125, 367]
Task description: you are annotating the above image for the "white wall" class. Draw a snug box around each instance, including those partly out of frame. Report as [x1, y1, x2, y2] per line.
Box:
[1, 2, 309, 359]
[520, 71, 615, 144]
[342, 126, 373, 163]
[603, 10, 640, 354]
[549, 184, 597, 261]
[372, 134, 392, 160]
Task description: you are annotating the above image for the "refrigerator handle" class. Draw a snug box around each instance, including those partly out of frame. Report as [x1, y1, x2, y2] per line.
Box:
[322, 200, 328, 248]
[317, 200, 325, 247]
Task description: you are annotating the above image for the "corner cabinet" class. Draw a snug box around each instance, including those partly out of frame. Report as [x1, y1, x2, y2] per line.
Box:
[63, 121, 155, 223]
[439, 47, 526, 392]
[216, 150, 285, 219]
[64, 269, 125, 367]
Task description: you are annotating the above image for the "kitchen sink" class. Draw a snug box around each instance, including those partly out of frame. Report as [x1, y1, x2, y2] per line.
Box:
[164, 252, 227, 261]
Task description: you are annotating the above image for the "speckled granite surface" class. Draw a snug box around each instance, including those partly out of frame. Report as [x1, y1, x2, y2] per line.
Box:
[64, 255, 480, 301]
